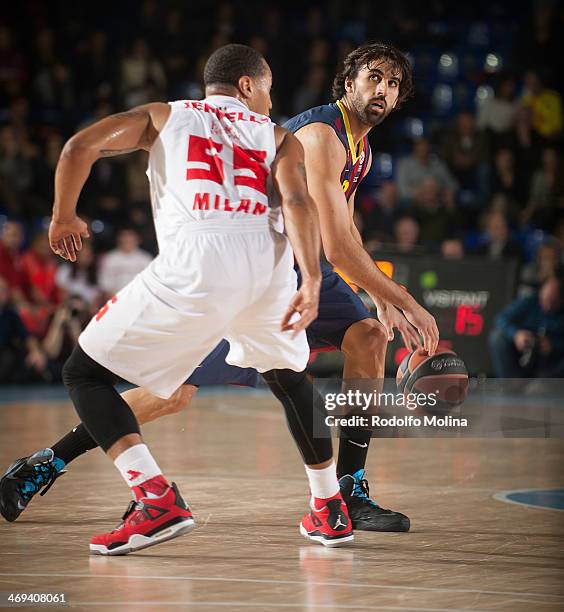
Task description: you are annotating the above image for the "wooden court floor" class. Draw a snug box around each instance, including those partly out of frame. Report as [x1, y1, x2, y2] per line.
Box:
[0, 389, 563, 611]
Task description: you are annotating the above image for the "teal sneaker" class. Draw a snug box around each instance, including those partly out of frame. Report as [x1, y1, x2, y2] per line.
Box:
[339, 469, 410, 532]
[0, 448, 66, 522]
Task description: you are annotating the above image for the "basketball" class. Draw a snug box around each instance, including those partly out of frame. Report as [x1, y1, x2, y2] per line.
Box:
[396, 348, 469, 415]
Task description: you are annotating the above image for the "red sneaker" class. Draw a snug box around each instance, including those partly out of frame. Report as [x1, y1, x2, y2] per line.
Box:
[299, 493, 354, 547]
[90, 482, 195, 556]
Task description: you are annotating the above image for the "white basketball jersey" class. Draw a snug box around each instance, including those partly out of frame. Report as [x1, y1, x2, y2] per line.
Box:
[147, 95, 278, 248]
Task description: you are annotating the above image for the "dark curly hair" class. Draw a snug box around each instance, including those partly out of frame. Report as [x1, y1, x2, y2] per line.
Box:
[204, 44, 267, 87]
[332, 42, 414, 109]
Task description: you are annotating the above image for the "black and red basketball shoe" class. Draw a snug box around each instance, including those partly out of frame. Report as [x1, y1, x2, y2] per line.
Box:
[339, 469, 410, 532]
[299, 492, 354, 547]
[89, 482, 195, 555]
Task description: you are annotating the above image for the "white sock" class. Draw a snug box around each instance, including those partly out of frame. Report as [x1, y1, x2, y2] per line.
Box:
[113, 444, 162, 489]
[305, 460, 339, 504]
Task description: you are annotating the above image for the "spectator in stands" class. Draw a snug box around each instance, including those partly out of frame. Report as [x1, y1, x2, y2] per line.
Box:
[56, 242, 101, 306]
[514, 105, 543, 167]
[0, 275, 47, 383]
[42, 295, 92, 379]
[292, 66, 328, 114]
[21, 232, 59, 308]
[408, 178, 457, 246]
[120, 39, 167, 107]
[397, 138, 458, 208]
[489, 275, 564, 377]
[81, 158, 128, 220]
[8, 96, 32, 143]
[442, 112, 489, 205]
[477, 75, 519, 143]
[392, 216, 421, 254]
[519, 241, 561, 296]
[521, 70, 563, 142]
[523, 147, 564, 228]
[98, 228, 152, 295]
[441, 238, 464, 259]
[0, 26, 27, 93]
[19, 231, 60, 338]
[157, 9, 190, 87]
[358, 181, 398, 245]
[32, 132, 64, 214]
[74, 30, 114, 111]
[0, 125, 37, 218]
[0, 220, 27, 307]
[489, 147, 528, 211]
[33, 62, 75, 116]
[475, 210, 523, 261]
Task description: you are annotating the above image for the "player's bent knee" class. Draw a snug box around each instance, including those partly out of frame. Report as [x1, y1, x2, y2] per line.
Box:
[343, 319, 388, 354]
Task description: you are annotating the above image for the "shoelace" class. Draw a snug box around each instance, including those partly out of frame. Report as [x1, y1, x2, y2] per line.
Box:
[18, 462, 63, 502]
[352, 478, 380, 508]
[122, 500, 139, 521]
[112, 499, 144, 533]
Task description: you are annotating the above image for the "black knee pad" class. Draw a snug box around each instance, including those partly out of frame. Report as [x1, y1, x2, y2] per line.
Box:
[262, 368, 306, 389]
[62, 345, 139, 452]
[62, 345, 118, 391]
[262, 368, 333, 466]
[61, 347, 81, 390]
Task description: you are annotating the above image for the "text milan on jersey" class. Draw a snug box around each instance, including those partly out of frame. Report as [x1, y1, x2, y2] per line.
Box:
[193, 192, 268, 215]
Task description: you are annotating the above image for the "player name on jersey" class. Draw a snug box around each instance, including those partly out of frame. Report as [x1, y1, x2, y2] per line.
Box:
[193, 192, 267, 215]
[184, 100, 270, 125]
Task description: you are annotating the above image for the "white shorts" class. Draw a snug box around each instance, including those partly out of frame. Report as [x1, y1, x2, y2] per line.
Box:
[79, 224, 309, 398]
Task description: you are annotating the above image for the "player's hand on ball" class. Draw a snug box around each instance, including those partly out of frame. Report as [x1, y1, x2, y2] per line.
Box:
[49, 215, 90, 262]
[281, 277, 321, 338]
[402, 301, 439, 355]
[376, 301, 421, 351]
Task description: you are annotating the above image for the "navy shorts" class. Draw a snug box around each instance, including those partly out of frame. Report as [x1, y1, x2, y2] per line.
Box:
[185, 263, 373, 388]
[186, 339, 260, 387]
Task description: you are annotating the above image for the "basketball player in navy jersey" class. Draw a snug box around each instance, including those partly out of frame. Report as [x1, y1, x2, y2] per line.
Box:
[1, 43, 438, 534]
[280, 42, 438, 531]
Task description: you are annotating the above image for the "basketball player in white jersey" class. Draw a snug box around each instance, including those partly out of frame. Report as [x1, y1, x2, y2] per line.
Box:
[50, 45, 354, 555]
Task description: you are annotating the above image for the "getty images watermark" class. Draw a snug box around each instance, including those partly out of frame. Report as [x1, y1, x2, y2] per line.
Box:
[323, 388, 468, 429]
[312, 378, 564, 438]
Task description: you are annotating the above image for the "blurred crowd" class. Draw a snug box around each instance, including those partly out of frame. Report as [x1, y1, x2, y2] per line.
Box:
[0, 0, 563, 381]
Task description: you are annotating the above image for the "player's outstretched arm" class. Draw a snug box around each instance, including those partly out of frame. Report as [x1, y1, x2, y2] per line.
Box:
[296, 123, 439, 354]
[51, 103, 170, 262]
[347, 189, 420, 351]
[272, 128, 321, 336]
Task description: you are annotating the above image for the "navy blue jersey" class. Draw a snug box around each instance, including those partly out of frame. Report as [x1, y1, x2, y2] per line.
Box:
[283, 101, 371, 201]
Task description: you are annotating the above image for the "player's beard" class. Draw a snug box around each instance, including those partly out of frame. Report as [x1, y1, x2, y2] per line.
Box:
[350, 91, 389, 127]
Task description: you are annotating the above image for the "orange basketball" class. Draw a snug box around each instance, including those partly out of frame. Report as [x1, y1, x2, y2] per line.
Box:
[396, 348, 469, 414]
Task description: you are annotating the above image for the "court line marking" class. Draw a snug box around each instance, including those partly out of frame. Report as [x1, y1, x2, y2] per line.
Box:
[0, 386, 271, 405]
[56, 468, 511, 493]
[1, 573, 563, 601]
[493, 488, 564, 512]
[71, 601, 490, 611]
